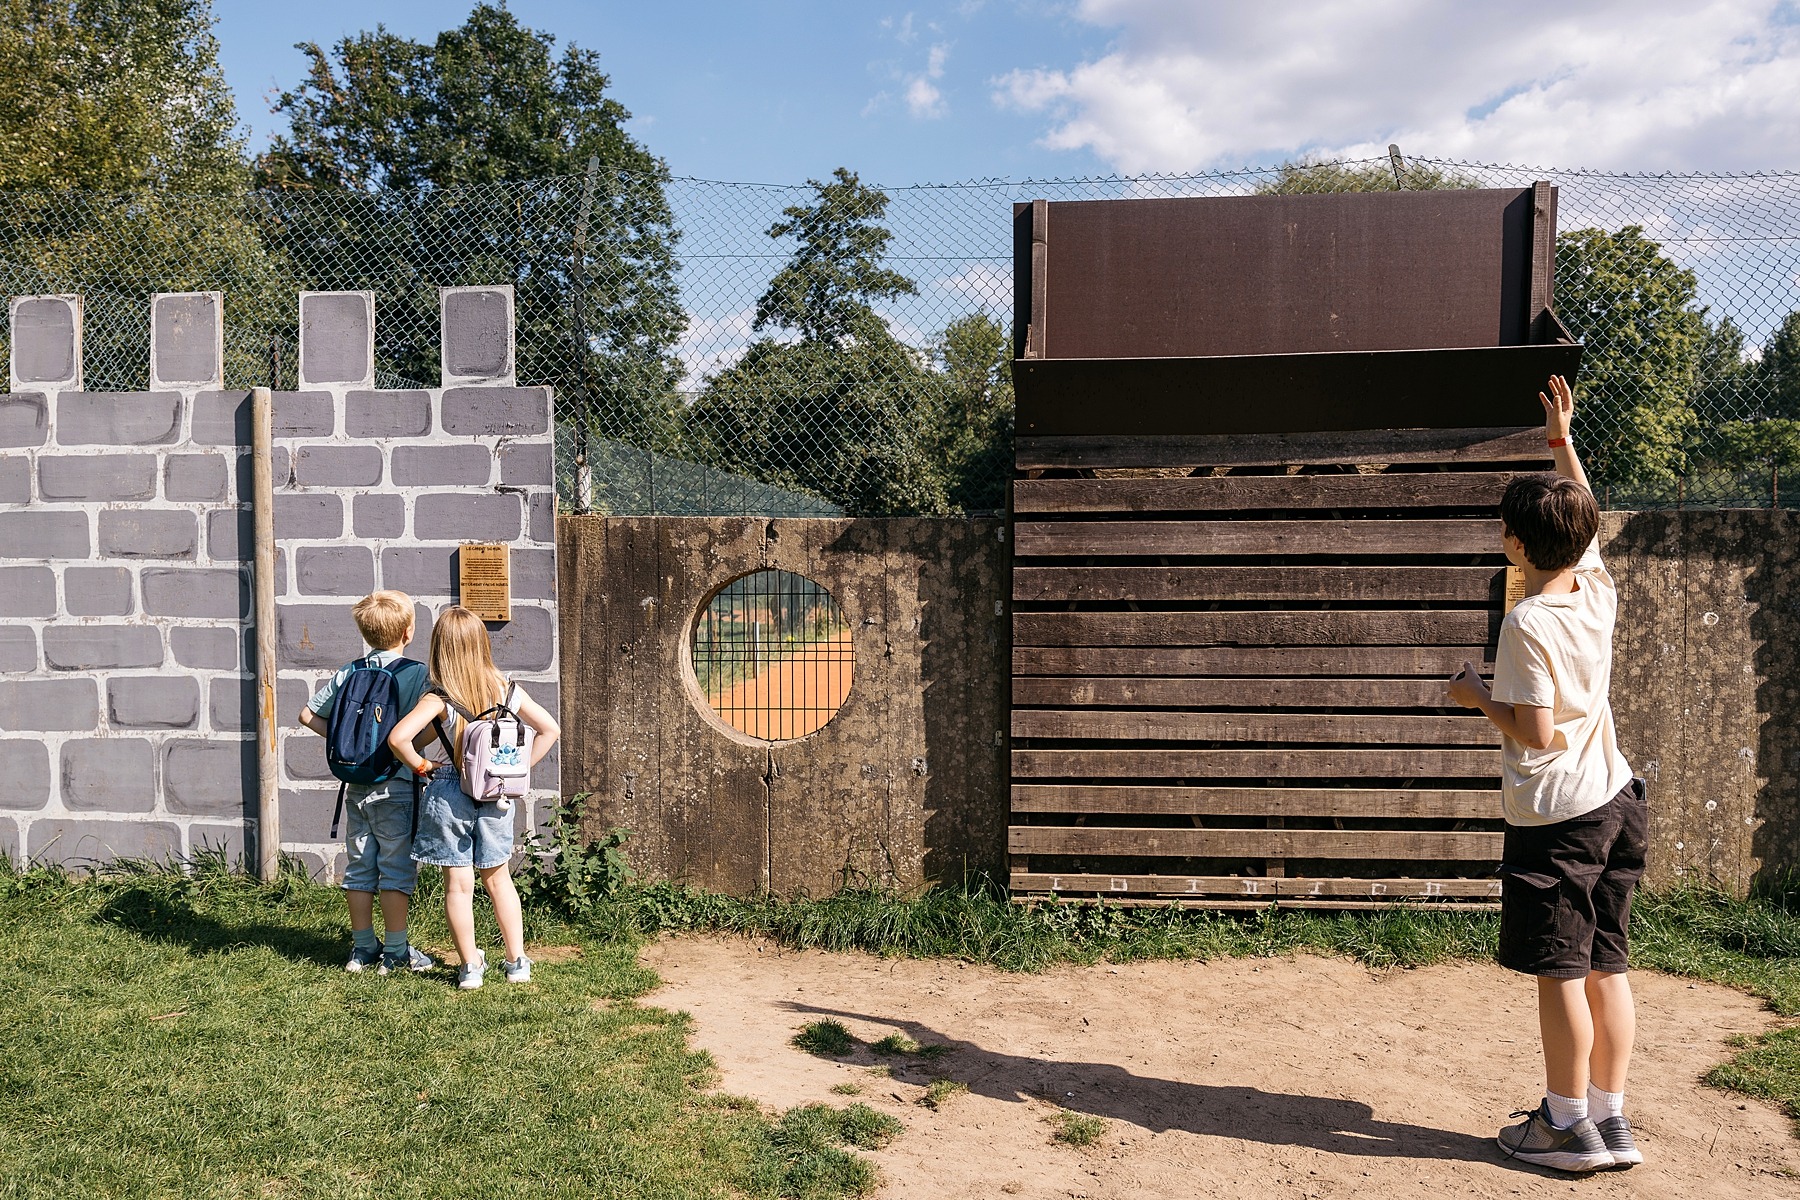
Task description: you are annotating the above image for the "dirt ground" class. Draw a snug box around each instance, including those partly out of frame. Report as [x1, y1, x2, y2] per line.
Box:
[642, 936, 1799, 1199]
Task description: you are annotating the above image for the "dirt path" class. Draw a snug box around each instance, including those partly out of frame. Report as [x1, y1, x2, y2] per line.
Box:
[706, 629, 853, 739]
[643, 936, 1798, 1199]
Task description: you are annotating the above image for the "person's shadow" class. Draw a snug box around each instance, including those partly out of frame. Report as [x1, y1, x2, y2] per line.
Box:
[788, 1001, 1549, 1173]
[93, 882, 344, 968]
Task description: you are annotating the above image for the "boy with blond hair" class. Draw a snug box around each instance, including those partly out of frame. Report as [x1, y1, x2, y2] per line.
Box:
[298, 589, 436, 975]
[1449, 376, 1648, 1172]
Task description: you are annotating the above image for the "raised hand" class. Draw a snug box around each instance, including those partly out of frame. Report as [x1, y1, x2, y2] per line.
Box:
[1539, 374, 1574, 442]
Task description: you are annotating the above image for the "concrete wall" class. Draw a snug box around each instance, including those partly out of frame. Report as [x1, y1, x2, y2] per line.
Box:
[1, 289, 559, 875]
[558, 517, 1011, 894]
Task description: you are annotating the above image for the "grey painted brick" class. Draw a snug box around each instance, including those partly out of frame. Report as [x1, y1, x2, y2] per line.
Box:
[57, 392, 181, 446]
[379, 546, 456, 598]
[152, 292, 221, 385]
[12, 296, 78, 384]
[525, 678, 560, 792]
[487, 605, 555, 672]
[209, 674, 255, 730]
[172, 626, 241, 670]
[191, 391, 249, 446]
[28, 818, 180, 868]
[294, 445, 383, 488]
[206, 507, 250, 560]
[164, 739, 254, 817]
[0, 565, 55, 617]
[510, 548, 557, 600]
[413, 492, 521, 541]
[99, 509, 197, 559]
[273, 391, 334, 437]
[279, 603, 365, 669]
[164, 453, 229, 502]
[528, 491, 555, 543]
[281, 786, 356, 846]
[276, 547, 287, 594]
[0, 455, 29, 503]
[392, 444, 491, 486]
[187, 821, 247, 866]
[60, 738, 155, 812]
[346, 390, 432, 438]
[108, 676, 200, 729]
[64, 566, 134, 616]
[353, 494, 405, 539]
[0, 740, 52, 810]
[299, 292, 372, 385]
[441, 387, 548, 437]
[403, 603, 433, 661]
[283, 733, 332, 782]
[0, 511, 89, 559]
[43, 625, 162, 670]
[499, 440, 553, 487]
[0, 393, 48, 448]
[279, 676, 315, 720]
[37, 453, 157, 501]
[296, 546, 375, 597]
[443, 288, 512, 379]
[287, 845, 347, 883]
[0, 627, 36, 673]
[141, 566, 247, 618]
[0, 679, 99, 732]
[274, 493, 344, 540]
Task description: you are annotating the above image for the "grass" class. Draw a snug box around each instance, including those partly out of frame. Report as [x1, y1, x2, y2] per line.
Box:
[1049, 1109, 1107, 1148]
[870, 1033, 917, 1056]
[830, 1082, 862, 1096]
[792, 1019, 856, 1057]
[918, 1079, 968, 1109]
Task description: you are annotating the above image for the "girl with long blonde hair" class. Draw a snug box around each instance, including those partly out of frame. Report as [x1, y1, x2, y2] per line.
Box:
[389, 605, 559, 989]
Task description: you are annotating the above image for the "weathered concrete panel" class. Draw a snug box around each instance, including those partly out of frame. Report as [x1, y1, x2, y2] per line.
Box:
[0, 739, 51, 810]
[272, 391, 334, 438]
[10, 295, 80, 388]
[150, 292, 222, 387]
[440, 387, 548, 437]
[57, 392, 181, 445]
[441, 286, 513, 383]
[299, 291, 374, 387]
[0, 393, 48, 448]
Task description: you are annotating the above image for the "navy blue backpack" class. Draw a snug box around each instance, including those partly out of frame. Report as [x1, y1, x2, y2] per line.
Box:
[326, 655, 428, 838]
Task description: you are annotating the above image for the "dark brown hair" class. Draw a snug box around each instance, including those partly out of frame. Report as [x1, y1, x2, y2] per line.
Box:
[1499, 473, 1598, 571]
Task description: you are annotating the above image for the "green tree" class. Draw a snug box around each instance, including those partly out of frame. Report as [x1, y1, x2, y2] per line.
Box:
[1757, 310, 1800, 420]
[930, 313, 1013, 512]
[256, 3, 684, 440]
[752, 168, 918, 345]
[1553, 226, 1705, 499]
[1256, 158, 1480, 194]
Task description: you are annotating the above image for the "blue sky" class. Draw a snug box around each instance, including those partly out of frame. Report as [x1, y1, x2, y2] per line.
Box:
[215, 1, 1800, 185]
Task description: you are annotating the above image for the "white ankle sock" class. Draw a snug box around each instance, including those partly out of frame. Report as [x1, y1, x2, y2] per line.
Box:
[1544, 1090, 1588, 1128]
[1587, 1084, 1625, 1120]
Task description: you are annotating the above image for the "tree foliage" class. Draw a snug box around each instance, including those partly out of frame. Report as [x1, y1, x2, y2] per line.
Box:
[1256, 158, 1480, 194]
[752, 168, 918, 346]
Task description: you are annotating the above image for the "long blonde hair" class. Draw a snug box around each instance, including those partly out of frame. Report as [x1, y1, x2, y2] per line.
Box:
[430, 605, 505, 739]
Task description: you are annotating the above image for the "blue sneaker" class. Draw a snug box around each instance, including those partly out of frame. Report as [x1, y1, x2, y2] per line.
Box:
[377, 945, 436, 976]
[345, 945, 383, 974]
[457, 950, 487, 991]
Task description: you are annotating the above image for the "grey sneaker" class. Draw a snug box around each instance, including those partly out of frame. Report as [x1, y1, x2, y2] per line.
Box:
[345, 944, 383, 973]
[377, 945, 437, 976]
[1594, 1115, 1643, 1168]
[1497, 1104, 1614, 1173]
[457, 950, 487, 991]
[502, 953, 533, 983]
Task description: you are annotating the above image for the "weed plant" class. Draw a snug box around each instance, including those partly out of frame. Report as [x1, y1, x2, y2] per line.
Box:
[1049, 1109, 1107, 1148]
[918, 1079, 968, 1109]
[792, 1019, 856, 1057]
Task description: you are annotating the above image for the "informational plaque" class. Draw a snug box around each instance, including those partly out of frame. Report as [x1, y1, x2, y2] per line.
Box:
[1503, 565, 1527, 615]
[459, 543, 511, 622]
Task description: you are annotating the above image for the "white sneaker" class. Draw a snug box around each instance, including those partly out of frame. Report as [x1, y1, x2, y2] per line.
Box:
[503, 953, 533, 983]
[457, 950, 487, 991]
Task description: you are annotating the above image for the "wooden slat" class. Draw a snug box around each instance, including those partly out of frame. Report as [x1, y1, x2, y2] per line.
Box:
[1015, 646, 1493, 676]
[1008, 826, 1502, 860]
[1013, 472, 1518, 514]
[1014, 565, 1502, 603]
[1012, 676, 1477, 709]
[1010, 785, 1497, 818]
[1012, 896, 1501, 911]
[1016, 426, 1549, 471]
[1011, 710, 1498, 746]
[1014, 610, 1492, 648]
[1016, 519, 1496, 557]
[1009, 871, 1502, 899]
[1012, 748, 1499, 778]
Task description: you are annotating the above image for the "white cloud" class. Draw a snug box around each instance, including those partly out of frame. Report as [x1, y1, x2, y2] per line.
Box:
[993, 0, 1800, 172]
[905, 42, 953, 118]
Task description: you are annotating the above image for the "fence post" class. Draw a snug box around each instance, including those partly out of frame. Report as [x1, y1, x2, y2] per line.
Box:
[252, 385, 280, 881]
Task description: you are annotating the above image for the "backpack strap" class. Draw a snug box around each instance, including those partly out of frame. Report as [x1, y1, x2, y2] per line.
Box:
[330, 779, 347, 840]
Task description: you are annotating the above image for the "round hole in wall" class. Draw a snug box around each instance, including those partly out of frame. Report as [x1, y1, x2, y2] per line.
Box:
[688, 569, 853, 742]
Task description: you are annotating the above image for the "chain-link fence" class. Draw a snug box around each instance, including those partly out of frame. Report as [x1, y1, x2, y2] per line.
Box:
[4, 156, 1797, 512]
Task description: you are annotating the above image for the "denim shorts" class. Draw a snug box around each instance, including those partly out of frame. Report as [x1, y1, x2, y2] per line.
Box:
[409, 767, 515, 870]
[341, 779, 419, 895]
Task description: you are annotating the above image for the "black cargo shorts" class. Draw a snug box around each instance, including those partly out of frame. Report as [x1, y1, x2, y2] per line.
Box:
[1497, 777, 1649, 979]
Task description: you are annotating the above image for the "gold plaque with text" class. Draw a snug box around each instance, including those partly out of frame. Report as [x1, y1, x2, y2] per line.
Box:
[459, 543, 511, 622]
[1503, 565, 1527, 615]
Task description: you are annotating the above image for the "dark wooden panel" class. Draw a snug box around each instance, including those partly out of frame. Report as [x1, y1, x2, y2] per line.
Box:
[1009, 871, 1503, 899]
[1015, 566, 1502, 603]
[1013, 610, 1493, 648]
[1012, 748, 1499, 778]
[1011, 710, 1497, 746]
[1016, 426, 1549, 471]
[1008, 825, 1503, 860]
[1014, 645, 1493, 676]
[1012, 676, 1476, 709]
[1013, 472, 1518, 514]
[1016, 519, 1497, 557]
[1010, 785, 1497, 818]
[1037, 190, 1537, 359]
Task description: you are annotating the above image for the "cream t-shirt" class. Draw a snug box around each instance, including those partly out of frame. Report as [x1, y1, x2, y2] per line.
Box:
[1490, 540, 1634, 826]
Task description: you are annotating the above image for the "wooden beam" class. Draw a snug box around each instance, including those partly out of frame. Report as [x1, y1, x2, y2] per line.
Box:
[1009, 871, 1502, 899]
[1013, 565, 1503, 603]
[1007, 825, 1503, 860]
[1016, 426, 1548, 471]
[1011, 747, 1500, 778]
[1009, 784, 1498, 818]
[1010, 676, 1480, 709]
[1010, 709, 1499, 746]
[1012, 472, 1518, 514]
[1015, 518, 1498, 557]
[1014, 645, 1494, 676]
[1012, 610, 1494, 648]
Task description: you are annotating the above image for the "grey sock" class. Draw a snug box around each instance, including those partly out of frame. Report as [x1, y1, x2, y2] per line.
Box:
[352, 927, 379, 952]
[382, 929, 409, 955]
